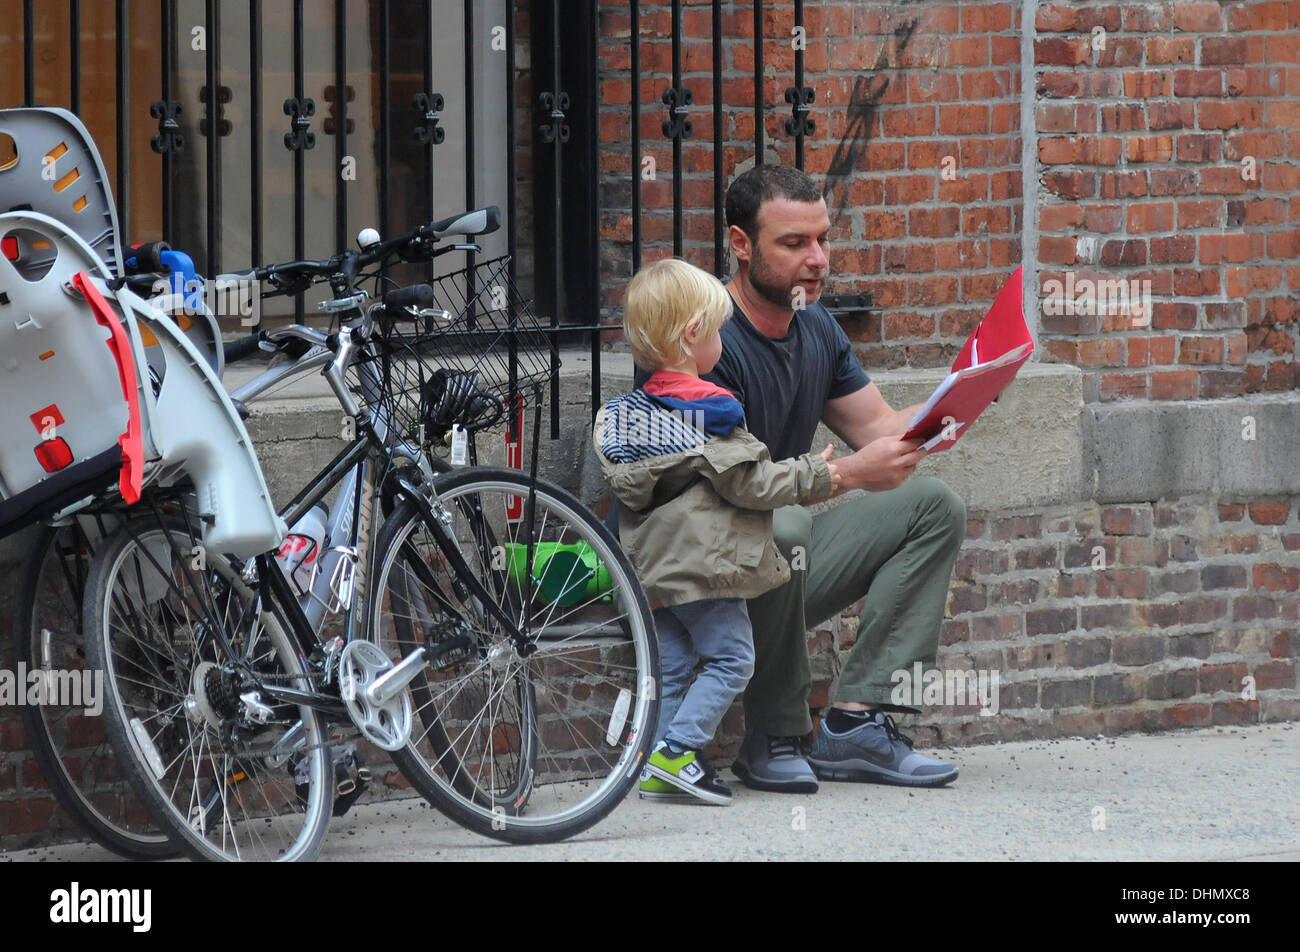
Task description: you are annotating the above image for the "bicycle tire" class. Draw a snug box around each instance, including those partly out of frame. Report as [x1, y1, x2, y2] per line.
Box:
[11, 521, 178, 859]
[370, 466, 658, 844]
[82, 516, 334, 862]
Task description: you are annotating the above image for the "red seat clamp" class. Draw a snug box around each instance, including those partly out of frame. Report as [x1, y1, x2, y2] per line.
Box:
[70, 272, 143, 504]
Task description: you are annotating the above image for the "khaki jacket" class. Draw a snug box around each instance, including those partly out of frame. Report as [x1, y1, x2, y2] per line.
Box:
[594, 405, 833, 608]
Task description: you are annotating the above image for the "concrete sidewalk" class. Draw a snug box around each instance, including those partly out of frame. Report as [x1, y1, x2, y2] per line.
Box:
[5, 722, 1296, 862]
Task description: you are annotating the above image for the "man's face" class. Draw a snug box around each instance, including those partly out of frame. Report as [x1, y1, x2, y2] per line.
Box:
[742, 197, 831, 311]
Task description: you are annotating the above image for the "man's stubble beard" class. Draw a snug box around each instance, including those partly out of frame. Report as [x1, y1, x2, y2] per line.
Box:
[746, 242, 825, 311]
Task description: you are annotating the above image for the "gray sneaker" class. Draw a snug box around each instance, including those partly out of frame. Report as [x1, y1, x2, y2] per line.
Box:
[808, 711, 959, 787]
[731, 732, 819, 793]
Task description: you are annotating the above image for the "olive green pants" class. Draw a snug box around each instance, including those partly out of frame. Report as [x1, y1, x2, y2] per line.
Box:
[741, 476, 966, 737]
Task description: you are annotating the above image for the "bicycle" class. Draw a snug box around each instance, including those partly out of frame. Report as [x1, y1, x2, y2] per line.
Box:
[73, 210, 658, 859]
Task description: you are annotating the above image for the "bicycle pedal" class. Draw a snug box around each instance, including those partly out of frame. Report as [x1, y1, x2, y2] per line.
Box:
[330, 743, 370, 818]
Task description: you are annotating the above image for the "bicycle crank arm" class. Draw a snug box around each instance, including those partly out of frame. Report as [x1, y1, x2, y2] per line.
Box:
[364, 645, 428, 706]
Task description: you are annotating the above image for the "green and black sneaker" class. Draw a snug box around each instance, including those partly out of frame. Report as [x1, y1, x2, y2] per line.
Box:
[638, 769, 697, 802]
[643, 742, 732, 805]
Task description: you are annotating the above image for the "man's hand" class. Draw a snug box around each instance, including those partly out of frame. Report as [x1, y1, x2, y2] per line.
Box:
[832, 435, 926, 492]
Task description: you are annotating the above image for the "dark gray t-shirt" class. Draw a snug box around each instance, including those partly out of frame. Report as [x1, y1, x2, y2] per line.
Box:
[630, 298, 870, 462]
[705, 300, 870, 462]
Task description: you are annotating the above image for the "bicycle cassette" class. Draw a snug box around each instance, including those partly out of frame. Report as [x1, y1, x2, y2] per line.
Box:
[338, 640, 413, 751]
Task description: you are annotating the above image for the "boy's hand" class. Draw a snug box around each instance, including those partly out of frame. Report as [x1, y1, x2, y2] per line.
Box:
[820, 444, 842, 492]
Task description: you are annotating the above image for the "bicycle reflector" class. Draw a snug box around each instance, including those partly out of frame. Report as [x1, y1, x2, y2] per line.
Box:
[30, 403, 73, 472]
[2, 236, 18, 260]
[34, 438, 74, 472]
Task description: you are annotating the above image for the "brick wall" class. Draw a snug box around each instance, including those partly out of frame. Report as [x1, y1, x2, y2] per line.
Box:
[597, 0, 1026, 368]
[594, 0, 1299, 760]
[1034, 1, 1300, 402]
[823, 496, 1300, 744]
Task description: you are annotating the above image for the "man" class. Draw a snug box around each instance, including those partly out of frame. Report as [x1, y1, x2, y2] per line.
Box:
[705, 163, 966, 792]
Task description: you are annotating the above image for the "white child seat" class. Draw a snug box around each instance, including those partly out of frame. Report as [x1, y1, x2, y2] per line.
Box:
[0, 106, 224, 378]
[0, 211, 283, 556]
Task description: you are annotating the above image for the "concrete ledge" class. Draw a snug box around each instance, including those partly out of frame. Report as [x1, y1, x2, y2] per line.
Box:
[591, 353, 1087, 513]
[1088, 395, 1300, 503]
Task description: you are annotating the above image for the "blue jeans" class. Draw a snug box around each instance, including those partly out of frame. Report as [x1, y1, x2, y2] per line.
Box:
[653, 598, 755, 751]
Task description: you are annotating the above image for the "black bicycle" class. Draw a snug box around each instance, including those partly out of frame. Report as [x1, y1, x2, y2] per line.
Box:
[74, 210, 658, 860]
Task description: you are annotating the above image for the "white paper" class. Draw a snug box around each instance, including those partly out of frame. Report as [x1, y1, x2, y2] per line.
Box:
[910, 371, 961, 427]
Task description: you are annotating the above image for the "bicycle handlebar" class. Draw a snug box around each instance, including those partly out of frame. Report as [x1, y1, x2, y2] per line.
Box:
[381, 283, 435, 317]
[216, 206, 500, 298]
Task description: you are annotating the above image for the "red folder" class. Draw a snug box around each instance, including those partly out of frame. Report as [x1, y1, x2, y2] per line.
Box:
[902, 268, 1033, 452]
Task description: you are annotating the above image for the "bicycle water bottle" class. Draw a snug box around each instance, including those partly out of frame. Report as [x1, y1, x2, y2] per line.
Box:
[276, 503, 328, 596]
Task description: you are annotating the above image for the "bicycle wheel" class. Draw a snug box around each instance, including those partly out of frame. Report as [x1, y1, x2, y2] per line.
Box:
[82, 515, 334, 862]
[370, 466, 658, 844]
[12, 521, 177, 858]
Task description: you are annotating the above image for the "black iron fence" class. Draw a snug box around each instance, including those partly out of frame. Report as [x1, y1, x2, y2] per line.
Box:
[2, 0, 876, 430]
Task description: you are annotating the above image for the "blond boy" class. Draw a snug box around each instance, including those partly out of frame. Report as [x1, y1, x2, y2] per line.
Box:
[594, 258, 839, 804]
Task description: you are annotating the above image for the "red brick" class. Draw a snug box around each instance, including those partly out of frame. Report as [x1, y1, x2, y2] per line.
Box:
[1211, 700, 1258, 726]
[1233, 595, 1280, 622]
[1181, 596, 1229, 623]
[1035, 36, 1089, 66]
[1099, 372, 1147, 401]
[1039, 203, 1082, 231]
[1173, 2, 1222, 31]
[1149, 234, 1195, 263]
[1125, 135, 1173, 163]
[1145, 37, 1195, 65]
[1201, 37, 1248, 67]
[1160, 703, 1211, 729]
[1248, 502, 1290, 525]
[1126, 202, 1174, 233]
[1175, 133, 1221, 163]
[1099, 102, 1144, 133]
[1219, 503, 1246, 522]
[1174, 69, 1222, 97]
[1094, 568, 1149, 599]
[1253, 661, 1296, 691]
[1125, 71, 1172, 98]
[1198, 100, 1263, 130]
[1129, 336, 1176, 366]
[1148, 371, 1197, 400]
[1096, 37, 1144, 68]
[1035, 4, 1076, 31]
[1199, 662, 1249, 694]
[1042, 170, 1095, 200]
[1113, 633, 1164, 665]
[1178, 337, 1224, 364]
[1254, 563, 1300, 592]
[0, 798, 54, 834]
[1222, 533, 1261, 555]
[1227, 2, 1289, 30]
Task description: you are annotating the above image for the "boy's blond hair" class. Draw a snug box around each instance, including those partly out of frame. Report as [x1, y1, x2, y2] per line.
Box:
[623, 258, 730, 371]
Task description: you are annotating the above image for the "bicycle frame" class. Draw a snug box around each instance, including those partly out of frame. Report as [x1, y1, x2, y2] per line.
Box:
[198, 318, 541, 724]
